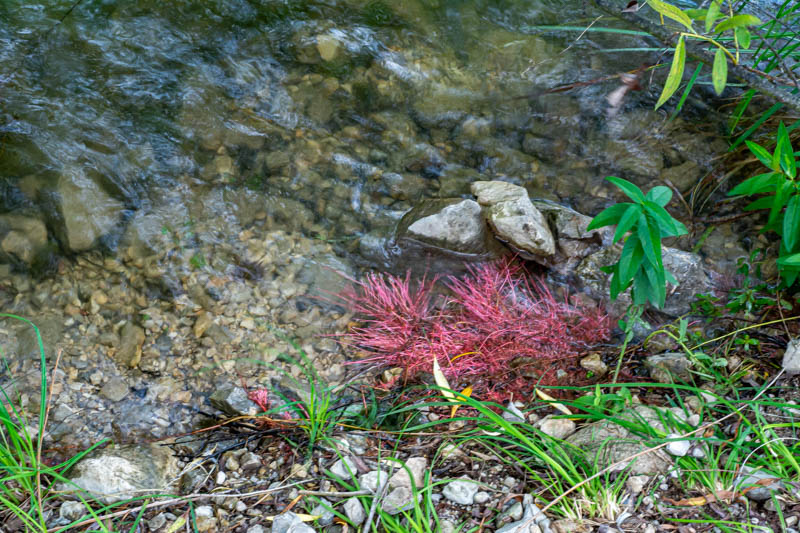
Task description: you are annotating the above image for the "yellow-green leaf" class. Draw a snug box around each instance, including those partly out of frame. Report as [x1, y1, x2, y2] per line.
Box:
[433, 355, 455, 401]
[656, 35, 686, 109]
[714, 14, 761, 33]
[450, 385, 473, 418]
[712, 47, 728, 95]
[649, 0, 694, 31]
[735, 26, 752, 49]
[705, 0, 721, 32]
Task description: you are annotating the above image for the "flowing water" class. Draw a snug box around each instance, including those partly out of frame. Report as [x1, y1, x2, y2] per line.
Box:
[0, 0, 738, 446]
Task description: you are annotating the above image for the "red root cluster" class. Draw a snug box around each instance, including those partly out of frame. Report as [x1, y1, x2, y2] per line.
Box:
[337, 259, 613, 402]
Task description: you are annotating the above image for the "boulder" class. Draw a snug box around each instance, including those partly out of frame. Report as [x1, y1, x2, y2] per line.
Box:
[403, 199, 486, 253]
[51, 169, 126, 252]
[470, 181, 555, 257]
[56, 444, 178, 503]
[0, 214, 49, 265]
[531, 200, 608, 272]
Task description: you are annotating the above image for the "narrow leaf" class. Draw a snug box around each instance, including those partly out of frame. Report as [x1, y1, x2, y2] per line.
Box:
[744, 196, 775, 211]
[637, 212, 662, 268]
[606, 176, 646, 203]
[784, 195, 800, 251]
[656, 35, 686, 110]
[777, 122, 797, 178]
[705, 0, 721, 32]
[614, 204, 643, 243]
[587, 203, 632, 231]
[735, 27, 751, 49]
[649, 0, 694, 30]
[728, 172, 780, 196]
[714, 14, 761, 34]
[432, 356, 454, 401]
[777, 253, 800, 267]
[712, 47, 727, 95]
[768, 180, 793, 228]
[535, 388, 572, 415]
[619, 237, 645, 288]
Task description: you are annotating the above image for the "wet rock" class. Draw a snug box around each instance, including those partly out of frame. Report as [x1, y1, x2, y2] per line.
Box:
[100, 377, 129, 402]
[661, 161, 702, 193]
[50, 169, 125, 252]
[0, 214, 48, 265]
[471, 181, 555, 257]
[380, 172, 427, 201]
[644, 352, 692, 383]
[531, 200, 607, 272]
[56, 444, 178, 503]
[538, 417, 576, 440]
[402, 199, 487, 253]
[565, 406, 672, 475]
[13, 313, 64, 360]
[296, 253, 354, 301]
[344, 496, 365, 525]
[316, 33, 341, 62]
[575, 246, 713, 317]
[577, 355, 607, 379]
[442, 477, 479, 505]
[115, 322, 145, 368]
[782, 338, 800, 375]
[209, 385, 258, 417]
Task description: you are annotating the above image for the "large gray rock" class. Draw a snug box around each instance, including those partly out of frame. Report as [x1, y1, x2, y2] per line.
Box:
[52, 169, 125, 252]
[406, 199, 486, 252]
[0, 214, 49, 265]
[470, 181, 555, 257]
[565, 406, 674, 475]
[531, 200, 608, 272]
[575, 245, 714, 317]
[56, 444, 178, 503]
[209, 385, 259, 417]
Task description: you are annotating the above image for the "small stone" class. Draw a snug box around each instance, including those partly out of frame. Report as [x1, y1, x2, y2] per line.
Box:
[782, 338, 800, 374]
[344, 497, 365, 525]
[687, 413, 700, 427]
[735, 466, 784, 501]
[579, 353, 608, 377]
[330, 457, 356, 479]
[360, 470, 387, 493]
[59, 501, 86, 522]
[216, 470, 227, 484]
[626, 475, 649, 494]
[240, 452, 262, 472]
[644, 352, 692, 383]
[665, 434, 691, 456]
[381, 486, 417, 515]
[148, 513, 167, 531]
[552, 519, 589, 533]
[290, 463, 308, 479]
[115, 322, 145, 368]
[538, 417, 576, 440]
[209, 386, 258, 416]
[311, 497, 335, 526]
[194, 505, 217, 532]
[503, 401, 526, 423]
[272, 512, 303, 533]
[388, 457, 427, 489]
[442, 477, 479, 505]
[100, 377, 129, 402]
[194, 311, 214, 338]
[316, 34, 341, 62]
[474, 491, 490, 504]
[286, 523, 315, 533]
[248, 526, 267, 533]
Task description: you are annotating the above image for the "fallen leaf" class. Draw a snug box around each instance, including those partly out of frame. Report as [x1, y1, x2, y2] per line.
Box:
[450, 385, 473, 418]
[535, 389, 572, 415]
[433, 355, 455, 401]
[265, 514, 320, 522]
[165, 516, 186, 533]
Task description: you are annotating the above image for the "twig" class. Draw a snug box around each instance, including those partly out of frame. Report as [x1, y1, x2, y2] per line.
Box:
[47, 481, 310, 532]
[362, 465, 394, 533]
[36, 348, 63, 525]
[298, 490, 371, 498]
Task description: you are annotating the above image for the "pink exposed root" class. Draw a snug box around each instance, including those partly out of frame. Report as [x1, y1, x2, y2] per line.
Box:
[336, 259, 612, 401]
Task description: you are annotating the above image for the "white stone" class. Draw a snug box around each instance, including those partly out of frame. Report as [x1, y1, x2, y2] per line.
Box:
[665, 434, 691, 456]
[782, 338, 800, 374]
[343, 497, 365, 525]
[388, 457, 427, 489]
[538, 417, 576, 440]
[443, 477, 479, 505]
[330, 457, 356, 479]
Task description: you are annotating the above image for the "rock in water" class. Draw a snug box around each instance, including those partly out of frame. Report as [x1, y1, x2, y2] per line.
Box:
[56, 444, 178, 503]
[51, 168, 125, 252]
[470, 181, 555, 257]
[404, 199, 486, 252]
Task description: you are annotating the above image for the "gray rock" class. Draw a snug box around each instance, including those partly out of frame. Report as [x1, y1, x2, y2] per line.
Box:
[580, 353, 608, 377]
[272, 511, 303, 533]
[503, 401, 526, 423]
[148, 513, 168, 531]
[56, 444, 178, 503]
[381, 486, 417, 515]
[330, 457, 356, 479]
[485, 194, 556, 257]
[115, 322, 145, 368]
[100, 377, 129, 402]
[286, 523, 316, 533]
[664, 433, 691, 456]
[359, 470, 387, 493]
[209, 385, 258, 417]
[240, 452, 262, 472]
[531, 200, 607, 272]
[59, 501, 86, 522]
[12, 313, 64, 361]
[405, 199, 487, 253]
[52, 168, 125, 252]
[576, 246, 713, 317]
[442, 477, 479, 505]
[644, 352, 693, 383]
[343, 497, 365, 525]
[472, 181, 527, 205]
[735, 466, 784, 501]
[296, 253, 355, 301]
[496, 494, 548, 533]
[538, 417, 577, 440]
[247, 526, 267, 533]
[565, 406, 673, 475]
[782, 338, 800, 375]
[310, 497, 335, 526]
[388, 456, 427, 489]
[0, 214, 48, 265]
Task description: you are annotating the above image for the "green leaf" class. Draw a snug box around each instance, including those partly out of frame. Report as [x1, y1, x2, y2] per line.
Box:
[644, 201, 687, 237]
[649, 0, 694, 31]
[619, 237, 645, 288]
[728, 172, 780, 196]
[685, 8, 707, 20]
[656, 35, 686, 110]
[637, 212, 663, 268]
[782, 268, 799, 287]
[714, 14, 761, 34]
[665, 269, 678, 286]
[744, 195, 775, 211]
[768, 180, 793, 227]
[705, 0, 721, 33]
[777, 122, 797, 178]
[784, 195, 800, 252]
[745, 141, 773, 168]
[735, 26, 751, 49]
[712, 47, 727, 95]
[614, 204, 643, 243]
[777, 253, 800, 267]
[643, 261, 667, 309]
[606, 176, 646, 203]
[632, 268, 653, 306]
[645, 186, 672, 207]
[587, 203, 632, 231]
